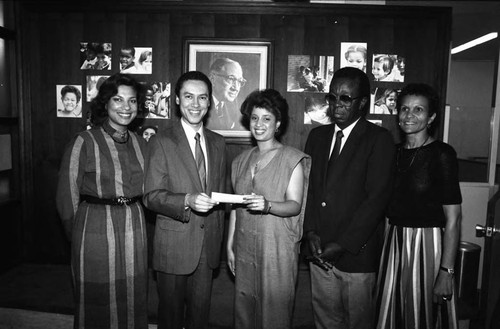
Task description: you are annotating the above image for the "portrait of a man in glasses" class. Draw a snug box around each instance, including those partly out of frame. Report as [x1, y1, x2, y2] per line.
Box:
[207, 58, 246, 130]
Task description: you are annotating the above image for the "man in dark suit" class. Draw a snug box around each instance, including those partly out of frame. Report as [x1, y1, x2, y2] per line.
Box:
[304, 67, 395, 329]
[143, 71, 227, 329]
[207, 57, 246, 130]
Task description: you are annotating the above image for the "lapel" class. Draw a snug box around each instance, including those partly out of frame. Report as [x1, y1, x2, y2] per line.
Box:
[325, 119, 368, 191]
[171, 123, 204, 191]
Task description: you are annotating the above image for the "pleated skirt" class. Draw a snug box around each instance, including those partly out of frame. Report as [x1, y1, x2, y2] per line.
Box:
[375, 224, 458, 329]
[71, 201, 148, 329]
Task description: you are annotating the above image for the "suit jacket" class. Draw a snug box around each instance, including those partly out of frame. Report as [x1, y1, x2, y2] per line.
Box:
[304, 118, 395, 273]
[205, 96, 244, 131]
[143, 122, 227, 274]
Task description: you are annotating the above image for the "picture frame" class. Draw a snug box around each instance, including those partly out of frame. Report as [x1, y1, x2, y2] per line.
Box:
[184, 38, 273, 139]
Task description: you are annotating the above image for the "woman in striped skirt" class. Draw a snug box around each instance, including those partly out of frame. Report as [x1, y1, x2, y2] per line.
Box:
[376, 83, 462, 329]
[57, 73, 148, 329]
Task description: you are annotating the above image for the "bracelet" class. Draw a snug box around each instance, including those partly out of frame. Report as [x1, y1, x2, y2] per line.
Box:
[440, 266, 455, 275]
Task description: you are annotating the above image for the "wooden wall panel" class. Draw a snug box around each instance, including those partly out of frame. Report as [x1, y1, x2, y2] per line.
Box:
[214, 14, 261, 39]
[19, 2, 451, 262]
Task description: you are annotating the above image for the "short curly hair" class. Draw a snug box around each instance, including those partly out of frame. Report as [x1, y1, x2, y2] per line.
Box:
[397, 83, 439, 117]
[90, 73, 146, 127]
[397, 83, 440, 133]
[60, 85, 81, 103]
[240, 89, 288, 137]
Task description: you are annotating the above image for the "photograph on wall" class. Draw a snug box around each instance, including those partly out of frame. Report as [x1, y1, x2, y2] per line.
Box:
[287, 55, 334, 93]
[136, 125, 159, 143]
[185, 39, 272, 138]
[340, 42, 367, 73]
[56, 84, 83, 118]
[394, 55, 405, 81]
[371, 54, 405, 82]
[304, 94, 331, 126]
[141, 81, 171, 119]
[370, 87, 399, 115]
[86, 75, 110, 102]
[119, 46, 152, 74]
[80, 42, 112, 70]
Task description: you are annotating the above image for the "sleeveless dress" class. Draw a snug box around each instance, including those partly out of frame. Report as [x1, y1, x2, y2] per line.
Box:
[56, 122, 148, 329]
[231, 145, 311, 329]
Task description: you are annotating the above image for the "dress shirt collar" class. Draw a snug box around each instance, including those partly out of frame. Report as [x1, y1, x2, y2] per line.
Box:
[334, 117, 360, 141]
[330, 117, 361, 156]
[213, 96, 223, 110]
[181, 118, 205, 142]
[102, 119, 129, 143]
[181, 118, 208, 168]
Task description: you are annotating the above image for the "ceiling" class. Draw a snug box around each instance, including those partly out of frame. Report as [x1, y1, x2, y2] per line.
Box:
[388, 0, 500, 61]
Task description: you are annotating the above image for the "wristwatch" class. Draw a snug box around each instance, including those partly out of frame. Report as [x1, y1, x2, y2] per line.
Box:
[440, 266, 455, 275]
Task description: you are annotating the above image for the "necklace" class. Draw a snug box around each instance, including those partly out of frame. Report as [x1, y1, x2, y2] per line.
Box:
[102, 120, 129, 144]
[251, 143, 281, 177]
[396, 135, 430, 173]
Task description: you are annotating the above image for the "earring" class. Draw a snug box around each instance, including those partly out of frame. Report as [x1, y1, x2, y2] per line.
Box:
[427, 123, 432, 129]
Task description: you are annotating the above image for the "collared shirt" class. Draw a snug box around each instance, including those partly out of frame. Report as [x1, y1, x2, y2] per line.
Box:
[213, 96, 224, 112]
[212, 96, 226, 120]
[181, 119, 209, 175]
[329, 117, 361, 158]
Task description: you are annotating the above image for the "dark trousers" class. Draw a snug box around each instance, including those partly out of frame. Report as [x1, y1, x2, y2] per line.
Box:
[156, 245, 213, 329]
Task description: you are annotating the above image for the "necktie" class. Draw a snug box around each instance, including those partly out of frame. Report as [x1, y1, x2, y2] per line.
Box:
[330, 130, 344, 161]
[195, 133, 206, 191]
[327, 130, 344, 178]
[216, 102, 224, 118]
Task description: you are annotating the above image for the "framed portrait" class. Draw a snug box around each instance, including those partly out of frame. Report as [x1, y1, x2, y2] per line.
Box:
[287, 55, 334, 93]
[370, 87, 399, 115]
[56, 84, 83, 118]
[140, 81, 171, 119]
[80, 42, 112, 71]
[184, 38, 273, 138]
[119, 46, 152, 74]
[340, 42, 367, 73]
[372, 54, 404, 82]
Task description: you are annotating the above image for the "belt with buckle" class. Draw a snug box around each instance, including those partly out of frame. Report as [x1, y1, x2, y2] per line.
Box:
[81, 194, 142, 206]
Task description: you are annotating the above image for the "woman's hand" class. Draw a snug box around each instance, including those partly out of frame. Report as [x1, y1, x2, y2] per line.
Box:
[433, 270, 454, 302]
[435, 204, 461, 303]
[227, 209, 237, 277]
[227, 246, 236, 276]
[243, 193, 269, 213]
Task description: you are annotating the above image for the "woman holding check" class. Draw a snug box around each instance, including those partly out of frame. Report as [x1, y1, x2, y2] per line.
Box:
[227, 89, 311, 329]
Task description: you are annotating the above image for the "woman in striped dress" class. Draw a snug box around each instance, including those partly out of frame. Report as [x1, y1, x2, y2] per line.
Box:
[376, 83, 462, 329]
[56, 73, 148, 329]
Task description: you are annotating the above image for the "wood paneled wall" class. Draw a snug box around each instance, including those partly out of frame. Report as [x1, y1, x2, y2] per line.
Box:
[18, 1, 451, 262]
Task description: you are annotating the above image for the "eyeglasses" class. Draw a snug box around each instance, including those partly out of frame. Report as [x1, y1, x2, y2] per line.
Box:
[215, 74, 247, 87]
[325, 93, 362, 106]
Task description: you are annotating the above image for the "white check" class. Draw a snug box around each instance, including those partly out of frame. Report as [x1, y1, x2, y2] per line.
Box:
[211, 192, 247, 204]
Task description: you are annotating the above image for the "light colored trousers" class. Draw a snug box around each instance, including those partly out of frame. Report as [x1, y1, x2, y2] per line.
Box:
[310, 263, 376, 329]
